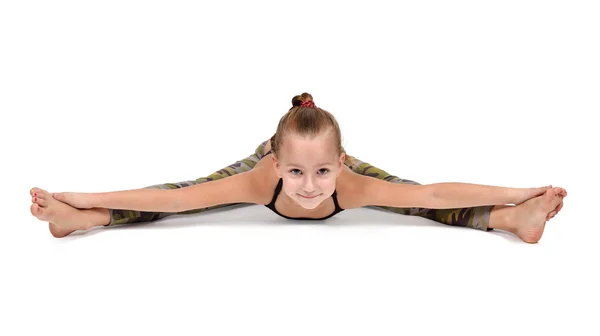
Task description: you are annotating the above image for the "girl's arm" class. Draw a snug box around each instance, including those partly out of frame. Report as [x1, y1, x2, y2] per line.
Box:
[361, 176, 540, 209]
[427, 182, 523, 207]
[90, 188, 184, 212]
[83, 171, 261, 212]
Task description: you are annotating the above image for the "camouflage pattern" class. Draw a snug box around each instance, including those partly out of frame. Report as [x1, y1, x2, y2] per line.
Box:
[109, 139, 493, 231]
[344, 154, 494, 231]
[108, 141, 269, 225]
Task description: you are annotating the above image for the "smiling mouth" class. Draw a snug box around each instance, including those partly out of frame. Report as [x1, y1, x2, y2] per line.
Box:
[299, 194, 319, 199]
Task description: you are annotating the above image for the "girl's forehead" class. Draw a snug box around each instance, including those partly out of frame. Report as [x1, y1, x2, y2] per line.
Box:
[283, 133, 334, 149]
[277, 132, 339, 162]
[282, 140, 334, 156]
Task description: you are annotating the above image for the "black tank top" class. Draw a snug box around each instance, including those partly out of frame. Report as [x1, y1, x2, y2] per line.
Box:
[265, 178, 345, 220]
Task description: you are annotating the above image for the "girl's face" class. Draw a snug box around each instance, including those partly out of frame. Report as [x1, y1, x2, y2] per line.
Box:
[272, 132, 345, 209]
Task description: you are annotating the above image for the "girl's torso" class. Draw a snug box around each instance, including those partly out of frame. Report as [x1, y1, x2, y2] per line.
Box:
[251, 139, 363, 220]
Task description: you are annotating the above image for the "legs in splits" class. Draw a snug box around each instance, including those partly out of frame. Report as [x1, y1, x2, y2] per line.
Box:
[343, 154, 564, 243]
[30, 140, 272, 238]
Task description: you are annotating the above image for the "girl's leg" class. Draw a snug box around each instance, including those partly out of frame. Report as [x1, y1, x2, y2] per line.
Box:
[107, 140, 271, 226]
[344, 154, 495, 231]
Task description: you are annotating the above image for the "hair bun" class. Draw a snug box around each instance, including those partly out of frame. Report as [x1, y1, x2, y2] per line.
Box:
[291, 92, 314, 107]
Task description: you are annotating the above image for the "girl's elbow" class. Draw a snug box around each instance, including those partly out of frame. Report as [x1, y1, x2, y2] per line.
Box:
[171, 199, 185, 212]
[421, 185, 459, 209]
[418, 184, 441, 208]
[166, 189, 189, 212]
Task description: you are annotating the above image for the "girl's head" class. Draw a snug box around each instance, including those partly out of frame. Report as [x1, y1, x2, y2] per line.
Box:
[270, 93, 346, 209]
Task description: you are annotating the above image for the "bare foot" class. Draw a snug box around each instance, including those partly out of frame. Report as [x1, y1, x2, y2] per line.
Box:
[510, 188, 565, 243]
[29, 187, 92, 238]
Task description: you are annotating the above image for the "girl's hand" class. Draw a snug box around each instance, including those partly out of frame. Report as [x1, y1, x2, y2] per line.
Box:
[514, 186, 567, 205]
[52, 192, 95, 209]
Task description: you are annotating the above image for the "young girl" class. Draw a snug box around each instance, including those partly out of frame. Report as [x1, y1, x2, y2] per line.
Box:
[29, 93, 566, 243]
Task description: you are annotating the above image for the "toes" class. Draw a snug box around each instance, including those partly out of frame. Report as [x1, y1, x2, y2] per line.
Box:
[39, 189, 51, 198]
[30, 187, 50, 199]
[550, 194, 562, 210]
[33, 195, 48, 207]
[553, 200, 564, 216]
[552, 187, 567, 197]
[30, 187, 51, 207]
[30, 203, 43, 218]
[52, 192, 64, 202]
[541, 189, 561, 212]
[31, 187, 44, 195]
[544, 196, 563, 221]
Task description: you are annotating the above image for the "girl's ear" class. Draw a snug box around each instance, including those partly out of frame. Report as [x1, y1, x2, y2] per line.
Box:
[337, 152, 346, 175]
[272, 155, 282, 178]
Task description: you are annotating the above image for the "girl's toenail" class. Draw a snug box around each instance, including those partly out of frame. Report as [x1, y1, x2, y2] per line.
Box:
[34, 197, 37, 202]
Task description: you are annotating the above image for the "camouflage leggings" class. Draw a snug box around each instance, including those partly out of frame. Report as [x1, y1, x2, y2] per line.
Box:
[108, 139, 494, 231]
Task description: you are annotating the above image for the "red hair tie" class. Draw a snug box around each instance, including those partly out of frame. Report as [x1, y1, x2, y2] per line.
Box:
[300, 100, 316, 107]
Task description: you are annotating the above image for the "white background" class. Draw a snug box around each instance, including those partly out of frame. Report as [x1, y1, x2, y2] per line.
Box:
[2, 0, 599, 335]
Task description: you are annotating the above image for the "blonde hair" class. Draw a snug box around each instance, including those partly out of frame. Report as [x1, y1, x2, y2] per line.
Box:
[270, 92, 345, 159]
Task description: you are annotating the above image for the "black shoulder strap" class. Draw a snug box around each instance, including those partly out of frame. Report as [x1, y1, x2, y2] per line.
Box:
[332, 190, 342, 210]
[266, 178, 283, 207]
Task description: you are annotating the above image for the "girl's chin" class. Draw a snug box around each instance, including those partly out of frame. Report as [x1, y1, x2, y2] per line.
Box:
[293, 195, 323, 207]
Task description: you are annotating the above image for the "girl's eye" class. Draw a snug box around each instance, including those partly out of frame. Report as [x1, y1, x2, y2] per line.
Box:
[290, 169, 329, 175]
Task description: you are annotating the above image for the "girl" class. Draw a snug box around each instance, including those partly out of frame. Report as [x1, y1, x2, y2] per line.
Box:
[29, 93, 566, 243]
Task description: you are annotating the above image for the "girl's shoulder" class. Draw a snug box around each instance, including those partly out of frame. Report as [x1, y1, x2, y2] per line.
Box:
[245, 158, 282, 205]
[332, 165, 373, 210]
